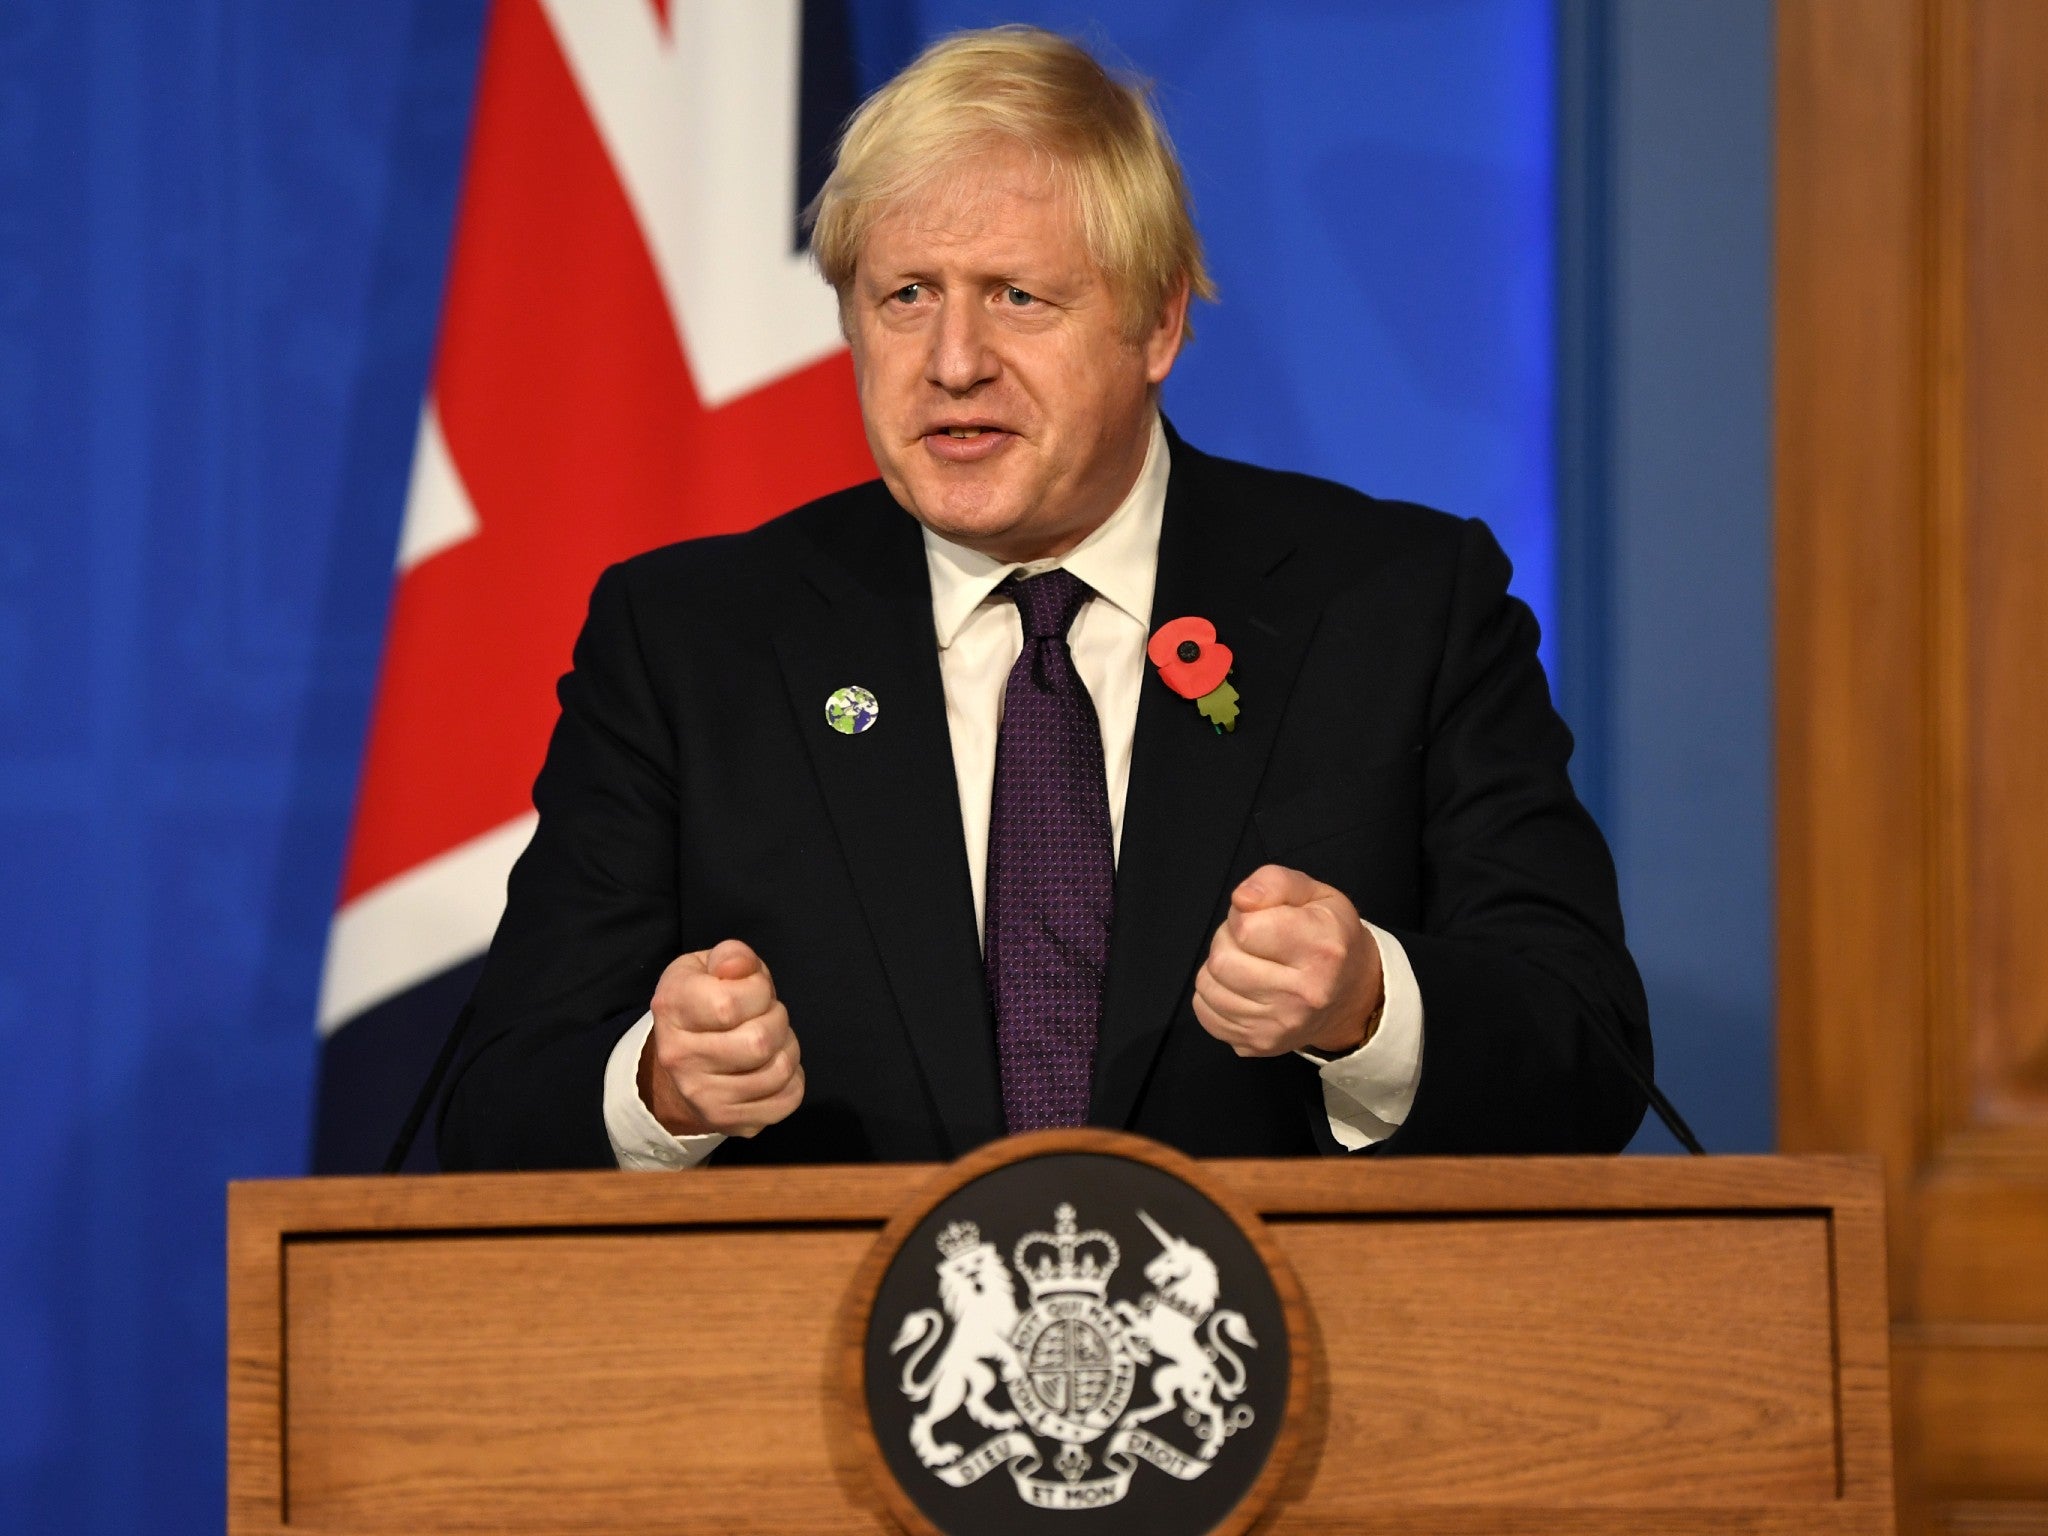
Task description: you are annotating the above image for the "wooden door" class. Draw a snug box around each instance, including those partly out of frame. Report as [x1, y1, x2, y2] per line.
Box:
[1778, 2, 2048, 1530]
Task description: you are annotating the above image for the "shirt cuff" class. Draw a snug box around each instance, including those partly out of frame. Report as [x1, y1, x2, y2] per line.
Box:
[1299, 920, 1425, 1150]
[603, 1011, 727, 1170]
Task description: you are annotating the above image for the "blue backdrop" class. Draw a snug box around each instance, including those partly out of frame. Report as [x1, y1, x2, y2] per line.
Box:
[0, 3, 1771, 1531]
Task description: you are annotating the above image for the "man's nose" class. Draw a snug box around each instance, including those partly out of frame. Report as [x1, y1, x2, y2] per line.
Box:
[925, 296, 997, 395]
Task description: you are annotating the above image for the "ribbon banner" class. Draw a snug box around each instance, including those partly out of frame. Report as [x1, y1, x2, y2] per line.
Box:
[936, 1427, 1213, 1511]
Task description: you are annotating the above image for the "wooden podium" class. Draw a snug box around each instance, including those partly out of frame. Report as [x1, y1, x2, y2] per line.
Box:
[228, 1153, 1894, 1534]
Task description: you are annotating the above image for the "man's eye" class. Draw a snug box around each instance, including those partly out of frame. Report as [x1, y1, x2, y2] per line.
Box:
[890, 283, 923, 304]
[1004, 286, 1037, 307]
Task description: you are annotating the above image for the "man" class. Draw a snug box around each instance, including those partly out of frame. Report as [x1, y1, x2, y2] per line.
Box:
[437, 27, 1649, 1171]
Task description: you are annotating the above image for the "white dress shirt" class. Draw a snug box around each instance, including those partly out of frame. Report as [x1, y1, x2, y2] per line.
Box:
[604, 414, 1423, 1168]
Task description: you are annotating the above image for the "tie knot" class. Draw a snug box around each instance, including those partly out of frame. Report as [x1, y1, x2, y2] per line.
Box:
[1002, 568, 1092, 641]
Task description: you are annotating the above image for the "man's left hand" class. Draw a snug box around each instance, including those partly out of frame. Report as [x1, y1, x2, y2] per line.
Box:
[1193, 864, 1385, 1058]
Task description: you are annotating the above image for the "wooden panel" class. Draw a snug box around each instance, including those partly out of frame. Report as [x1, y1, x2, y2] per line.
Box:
[1898, 1335, 2048, 1496]
[284, 1228, 888, 1531]
[1915, 1171, 2048, 1322]
[1276, 1215, 1836, 1507]
[1964, 0, 2048, 1120]
[226, 1170, 922, 1535]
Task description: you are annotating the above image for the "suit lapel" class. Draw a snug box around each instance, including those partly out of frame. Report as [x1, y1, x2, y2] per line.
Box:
[772, 495, 1002, 1156]
[1091, 438, 1321, 1128]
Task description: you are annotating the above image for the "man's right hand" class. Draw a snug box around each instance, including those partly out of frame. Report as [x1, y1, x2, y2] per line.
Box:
[639, 939, 804, 1138]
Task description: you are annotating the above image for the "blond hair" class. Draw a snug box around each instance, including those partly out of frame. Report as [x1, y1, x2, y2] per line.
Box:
[807, 26, 1216, 339]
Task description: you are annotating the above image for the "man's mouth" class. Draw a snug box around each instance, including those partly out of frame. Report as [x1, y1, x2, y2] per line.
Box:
[922, 422, 1016, 463]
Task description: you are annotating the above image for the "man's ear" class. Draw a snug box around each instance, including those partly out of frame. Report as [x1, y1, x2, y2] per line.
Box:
[1143, 274, 1191, 384]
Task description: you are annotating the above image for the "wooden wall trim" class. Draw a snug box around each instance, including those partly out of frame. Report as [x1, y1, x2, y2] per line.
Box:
[1922, 0, 1973, 1153]
[1776, 0, 1934, 1206]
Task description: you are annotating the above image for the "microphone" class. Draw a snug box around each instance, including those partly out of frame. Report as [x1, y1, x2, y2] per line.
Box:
[1586, 1011, 1705, 1155]
[381, 1000, 478, 1173]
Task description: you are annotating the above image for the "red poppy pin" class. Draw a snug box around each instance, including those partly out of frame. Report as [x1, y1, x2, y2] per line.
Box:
[1147, 616, 1240, 733]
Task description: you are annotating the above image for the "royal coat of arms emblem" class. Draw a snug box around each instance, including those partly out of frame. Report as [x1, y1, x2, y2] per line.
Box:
[886, 1200, 1259, 1512]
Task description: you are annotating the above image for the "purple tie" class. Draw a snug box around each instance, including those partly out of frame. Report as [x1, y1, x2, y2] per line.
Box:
[985, 569, 1115, 1132]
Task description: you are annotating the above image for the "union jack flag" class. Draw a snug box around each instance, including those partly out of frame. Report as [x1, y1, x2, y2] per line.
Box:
[313, 0, 875, 1169]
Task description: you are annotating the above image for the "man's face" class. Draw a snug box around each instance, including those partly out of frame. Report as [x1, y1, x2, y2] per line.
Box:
[844, 142, 1187, 563]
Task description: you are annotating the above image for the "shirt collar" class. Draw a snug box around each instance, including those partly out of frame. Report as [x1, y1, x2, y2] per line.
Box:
[923, 412, 1169, 648]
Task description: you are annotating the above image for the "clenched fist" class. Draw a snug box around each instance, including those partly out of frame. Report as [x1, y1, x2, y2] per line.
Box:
[1193, 865, 1385, 1059]
[639, 939, 804, 1138]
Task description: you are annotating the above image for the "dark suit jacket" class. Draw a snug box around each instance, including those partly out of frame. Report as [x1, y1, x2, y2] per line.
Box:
[438, 427, 1650, 1169]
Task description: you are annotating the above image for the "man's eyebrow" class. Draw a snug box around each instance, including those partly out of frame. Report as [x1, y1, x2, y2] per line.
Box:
[995, 268, 1084, 294]
[862, 267, 934, 289]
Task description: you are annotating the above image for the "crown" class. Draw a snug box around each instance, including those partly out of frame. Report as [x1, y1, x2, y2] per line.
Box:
[1013, 1203, 1119, 1301]
[936, 1220, 983, 1259]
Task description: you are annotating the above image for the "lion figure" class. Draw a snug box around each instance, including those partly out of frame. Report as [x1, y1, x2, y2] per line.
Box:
[891, 1227, 1022, 1468]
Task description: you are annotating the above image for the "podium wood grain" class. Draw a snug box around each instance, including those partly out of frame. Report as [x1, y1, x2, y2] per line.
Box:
[227, 1156, 1893, 1534]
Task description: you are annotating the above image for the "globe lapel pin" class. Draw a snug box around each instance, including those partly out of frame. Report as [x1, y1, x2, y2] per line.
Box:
[1146, 617, 1239, 733]
[825, 684, 880, 735]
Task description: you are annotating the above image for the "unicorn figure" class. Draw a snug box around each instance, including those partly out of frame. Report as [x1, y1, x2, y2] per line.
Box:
[1113, 1211, 1257, 1458]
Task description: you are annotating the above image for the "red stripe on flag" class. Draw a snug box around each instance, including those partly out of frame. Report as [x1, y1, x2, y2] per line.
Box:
[341, 0, 874, 903]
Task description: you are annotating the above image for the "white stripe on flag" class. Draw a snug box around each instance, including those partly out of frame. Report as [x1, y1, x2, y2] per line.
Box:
[318, 812, 538, 1036]
[537, 0, 844, 407]
[395, 397, 481, 573]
